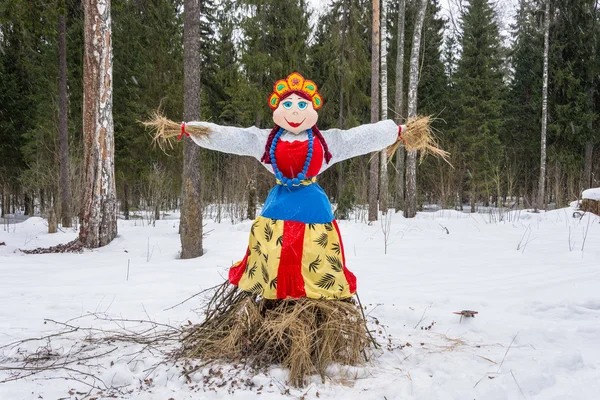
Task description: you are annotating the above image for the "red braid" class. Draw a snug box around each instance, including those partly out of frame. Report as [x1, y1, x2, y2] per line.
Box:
[260, 124, 333, 165]
[312, 125, 332, 164]
[261, 125, 281, 164]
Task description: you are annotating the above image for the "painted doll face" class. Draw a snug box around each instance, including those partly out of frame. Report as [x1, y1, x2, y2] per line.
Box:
[272, 94, 318, 134]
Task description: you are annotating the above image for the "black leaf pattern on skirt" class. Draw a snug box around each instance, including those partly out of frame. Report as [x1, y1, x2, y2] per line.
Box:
[316, 273, 336, 290]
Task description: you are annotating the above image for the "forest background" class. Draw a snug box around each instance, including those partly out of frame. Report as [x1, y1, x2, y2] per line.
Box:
[1, 0, 598, 228]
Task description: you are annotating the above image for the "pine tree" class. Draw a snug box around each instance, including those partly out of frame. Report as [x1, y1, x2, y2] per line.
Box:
[505, 0, 544, 206]
[58, 0, 72, 227]
[415, 0, 452, 207]
[548, 0, 598, 197]
[454, 0, 505, 211]
[309, 0, 372, 218]
[181, 0, 204, 258]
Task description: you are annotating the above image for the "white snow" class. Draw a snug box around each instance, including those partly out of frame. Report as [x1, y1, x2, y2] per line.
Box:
[1, 207, 600, 399]
[582, 187, 600, 201]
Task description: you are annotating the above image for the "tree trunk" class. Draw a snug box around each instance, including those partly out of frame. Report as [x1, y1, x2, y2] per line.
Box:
[368, 0, 380, 222]
[583, 141, 594, 189]
[58, 4, 72, 228]
[24, 193, 33, 216]
[537, 0, 550, 211]
[48, 206, 58, 234]
[180, 0, 203, 259]
[379, 0, 389, 214]
[247, 110, 262, 221]
[79, 0, 117, 248]
[123, 182, 130, 220]
[404, 0, 427, 219]
[394, 0, 406, 213]
[336, 1, 349, 205]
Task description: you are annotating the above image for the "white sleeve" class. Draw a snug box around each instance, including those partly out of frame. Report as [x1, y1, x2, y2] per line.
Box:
[186, 121, 270, 161]
[320, 120, 399, 171]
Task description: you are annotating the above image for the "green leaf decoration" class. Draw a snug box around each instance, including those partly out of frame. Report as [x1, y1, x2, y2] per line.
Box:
[316, 273, 336, 290]
[248, 282, 264, 296]
[261, 263, 269, 283]
[263, 253, 269, 263]
[269, 277, 278, 290]
[276, 235, 283, 247]
[252, 241, 262, 256]
[325, 223, 334, 232]
[331, 242, 341, 255]
[314, 233, 328, 248]
[264, 223, 274, 242]
[338, 284, 345, 292]
[270, 218, 277, 225]
[248, 263, 258, 279]
[309, 223, 316, 230]
[326, 255, 343, 272]
[309, 255, 321, 273]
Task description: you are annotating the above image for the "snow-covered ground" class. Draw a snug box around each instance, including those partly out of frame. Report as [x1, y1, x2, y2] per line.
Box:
[583, 187, 600, 201]
[1, 207, 599, 399]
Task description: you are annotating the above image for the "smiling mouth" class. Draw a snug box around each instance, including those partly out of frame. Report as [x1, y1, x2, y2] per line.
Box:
[285, 118, 305, 128]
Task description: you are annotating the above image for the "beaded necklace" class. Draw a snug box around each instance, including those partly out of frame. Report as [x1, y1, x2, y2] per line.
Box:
[270, 127, 314, 186]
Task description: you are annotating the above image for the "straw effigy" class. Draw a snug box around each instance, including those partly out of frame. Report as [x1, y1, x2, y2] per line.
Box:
[178, 281, 375, 387]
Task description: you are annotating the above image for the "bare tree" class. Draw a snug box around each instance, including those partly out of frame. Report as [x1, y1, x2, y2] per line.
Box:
[394, 0, 406, 213]
[58, 1, 72, 228]
[380, 0, 389, 214]
[181, 0, 203, 258]
[404, 0, 428, 219]
[79, 0, 117, 248]
[537, 0, 550, 211]
[368, 0, 381, 222]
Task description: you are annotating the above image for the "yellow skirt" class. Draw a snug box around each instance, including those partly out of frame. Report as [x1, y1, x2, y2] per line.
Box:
[228, 216, 357, 300]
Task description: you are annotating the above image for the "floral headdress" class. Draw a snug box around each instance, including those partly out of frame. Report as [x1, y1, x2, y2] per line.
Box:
[268, 72, 324, 111]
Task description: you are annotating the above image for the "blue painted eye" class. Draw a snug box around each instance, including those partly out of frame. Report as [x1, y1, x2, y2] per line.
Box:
[298, 101, 308, 110]
[283, 101, 293, 109]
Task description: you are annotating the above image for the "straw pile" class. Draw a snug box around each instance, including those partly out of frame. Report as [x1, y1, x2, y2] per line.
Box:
[387, 115, 450, 164]
[180, 281, 374, 387]
[580, 199, 600, 216]
[141, 111, 211, 150]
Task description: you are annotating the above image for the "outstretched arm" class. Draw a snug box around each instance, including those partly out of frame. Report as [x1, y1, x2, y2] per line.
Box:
[186, 122, 270, 161]
[320, 120, 401, 171]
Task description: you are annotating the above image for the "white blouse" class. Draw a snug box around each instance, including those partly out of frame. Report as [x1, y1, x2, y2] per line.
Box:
[187, 120, 400, 174]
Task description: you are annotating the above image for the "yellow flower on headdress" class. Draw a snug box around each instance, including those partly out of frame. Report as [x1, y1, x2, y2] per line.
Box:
[268, 72, 323, 111]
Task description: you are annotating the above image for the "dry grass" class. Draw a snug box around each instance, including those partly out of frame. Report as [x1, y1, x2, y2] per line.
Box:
[387, 115, 451, 165]
[180, 281, 374, 387]
[140, 111, 210, 150]
[580, 199, 600, 216]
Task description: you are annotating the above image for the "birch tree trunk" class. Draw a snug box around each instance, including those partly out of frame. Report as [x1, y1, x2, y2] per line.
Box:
[181, 0, 203, 258]
[379, 0, 389, 214]
[337, 1, 349, 204]
[58, 2, 72, 228]
[79, 0, 117, 248]
[404, 0, 428, 219]
[537, 0, 550, 211]
[368, 0, 381, 222]
[394, 0, 406, 213]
